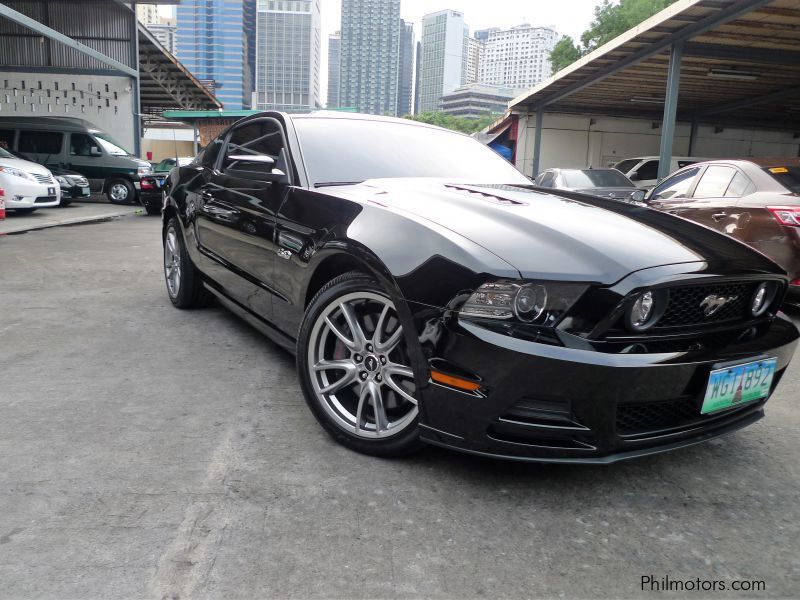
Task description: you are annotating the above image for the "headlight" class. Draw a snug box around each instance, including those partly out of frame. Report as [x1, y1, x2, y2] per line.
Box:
[625, 289, 668, 332]
[750, 282, 778, 317]
[0, 165, 33, 180]
[56, 176, 69, 186]
[138, 165, 152, 177]
[459, 280, 587, 327]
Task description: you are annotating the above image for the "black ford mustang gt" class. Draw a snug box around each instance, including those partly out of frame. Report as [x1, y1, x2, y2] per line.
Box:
[161, 111, 798, 464]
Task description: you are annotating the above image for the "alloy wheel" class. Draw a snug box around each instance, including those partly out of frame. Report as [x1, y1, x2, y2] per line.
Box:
[109, 183, 129, 202]
[164, 227, 182, 298]
[307, 291, 419, 439]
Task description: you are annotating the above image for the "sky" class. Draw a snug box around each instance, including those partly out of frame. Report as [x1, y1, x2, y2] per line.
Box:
[161, 1, 600, 104]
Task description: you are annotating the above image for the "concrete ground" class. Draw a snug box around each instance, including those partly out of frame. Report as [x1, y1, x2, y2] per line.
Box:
[0, 199, 140, 235]
[1, 215, 799, 600]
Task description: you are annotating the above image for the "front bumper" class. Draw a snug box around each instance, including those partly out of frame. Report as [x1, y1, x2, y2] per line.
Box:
[414, 308, 799, 463]
[1, 175, 60, 209]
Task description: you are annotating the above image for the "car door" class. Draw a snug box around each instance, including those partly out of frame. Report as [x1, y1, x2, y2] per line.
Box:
[194, 117, 291, 318]
[681, 165, 751, 234]
[632, 159, 660, 189]
[67, 133, 107, 190]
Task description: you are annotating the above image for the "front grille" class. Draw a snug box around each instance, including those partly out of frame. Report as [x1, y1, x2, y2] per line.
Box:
[616, 396, 757, 436]
[33, 173, 53, 184]
[34, 196, 57, 204]
[655, 282, 756, 329]
[69, 176, 89, 187]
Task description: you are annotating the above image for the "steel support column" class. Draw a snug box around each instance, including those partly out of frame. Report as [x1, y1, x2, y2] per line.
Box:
[531, 108, 544, 178]
[688, 115, 699, 156]
[658, 43, 683, 180]
[130, 9, 142, 158]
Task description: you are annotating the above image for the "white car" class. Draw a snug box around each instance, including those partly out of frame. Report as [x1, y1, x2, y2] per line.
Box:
[0, 147, 60, 213]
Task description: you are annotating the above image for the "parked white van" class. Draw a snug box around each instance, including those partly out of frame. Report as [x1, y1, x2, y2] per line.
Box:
[613, 156, 706, 189]
[0, 147, 60, 213]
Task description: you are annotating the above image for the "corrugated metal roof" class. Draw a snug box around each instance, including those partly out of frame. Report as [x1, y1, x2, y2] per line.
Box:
[511, 0, 800, 131]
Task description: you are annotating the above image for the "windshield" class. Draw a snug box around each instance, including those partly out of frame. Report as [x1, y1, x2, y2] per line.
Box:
[562, 169, 634, 188]
[613, 159, 641, 174]
[0, 147, 14, 159]
[93, 133, 131, 156]
[294, 118, 531, 186]
[764, 166, 800, 193]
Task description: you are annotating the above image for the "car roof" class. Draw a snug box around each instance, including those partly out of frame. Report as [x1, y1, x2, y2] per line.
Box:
[0, 116, 98, 132]
[242, 110, 457, 134]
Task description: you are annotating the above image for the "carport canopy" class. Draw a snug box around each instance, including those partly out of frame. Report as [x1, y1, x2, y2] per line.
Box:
[510, 0, 800, 178]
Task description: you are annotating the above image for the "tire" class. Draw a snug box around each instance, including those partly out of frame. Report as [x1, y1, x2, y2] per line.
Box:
[59, 198, 72, 208]
[106, 178, 135, 204]
[145, 203, 161, 216]
[297, 271, 424, 457]
[163, 217, 212, 309]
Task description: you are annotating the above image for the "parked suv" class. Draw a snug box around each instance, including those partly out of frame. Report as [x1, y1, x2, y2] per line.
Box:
[614, 156, 705, 189]
[0, 117, 152, 204]
[0, 146, 60, 213]
[646, 159, 800, 300]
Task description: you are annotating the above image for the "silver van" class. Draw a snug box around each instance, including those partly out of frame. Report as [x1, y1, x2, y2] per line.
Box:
[613, 156, 705, 189]
[0, 117, 152, 204]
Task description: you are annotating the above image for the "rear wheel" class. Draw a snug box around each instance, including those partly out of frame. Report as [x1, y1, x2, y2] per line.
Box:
[145, 203, 161, 216]
[163, 218, 212, 308]
[297, 272, 423, 457]
[106, 178, 135, 204]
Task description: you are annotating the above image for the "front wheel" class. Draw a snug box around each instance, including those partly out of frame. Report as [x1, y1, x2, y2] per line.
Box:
[106, 179, 135, 204]
[163, 218, 212, 308]
[297, 272, 424, 457]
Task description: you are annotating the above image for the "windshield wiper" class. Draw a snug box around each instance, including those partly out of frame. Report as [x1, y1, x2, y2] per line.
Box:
[314, 181, 364, 188]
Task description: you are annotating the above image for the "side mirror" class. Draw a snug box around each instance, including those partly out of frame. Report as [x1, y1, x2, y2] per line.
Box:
[630, 189, 646, 202]
[628, 170, 639, 181]
[225, 153, 286, 183]
[90, 146, 102, 157]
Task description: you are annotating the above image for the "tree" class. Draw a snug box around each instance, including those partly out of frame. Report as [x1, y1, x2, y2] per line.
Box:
[549, 0, 678, 73]
[550, 36, 583, 73]
[403, 112, 496, 135]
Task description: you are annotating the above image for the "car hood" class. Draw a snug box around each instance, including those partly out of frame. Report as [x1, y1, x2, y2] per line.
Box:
[0, 156, 54, 178]
[330, 178, 780, 284]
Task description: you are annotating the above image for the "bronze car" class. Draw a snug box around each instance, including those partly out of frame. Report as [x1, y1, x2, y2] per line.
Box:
[647, 159, 800, 300]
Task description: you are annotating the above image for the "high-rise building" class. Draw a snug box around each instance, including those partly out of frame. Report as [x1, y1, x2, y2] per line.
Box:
[148, 20, 178, 55]
[327, 31, 341, 108]
[397, 20, 414, 117]
[136, 5, 160, 26]
[340, 0, 401, 116]
[466, 37, 484, 85]
[440, 83, 525, 119]
[473, 28, 498, 42]
[255, 0, 321, 112]
[413, 40, 421, 114]
[418, 9, 468, 114]
[176, 0, 257, 109]
[479, 24, 558, 89]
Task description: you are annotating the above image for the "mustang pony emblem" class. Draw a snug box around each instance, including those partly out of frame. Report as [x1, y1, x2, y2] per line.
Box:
[700, 294, 738, 317]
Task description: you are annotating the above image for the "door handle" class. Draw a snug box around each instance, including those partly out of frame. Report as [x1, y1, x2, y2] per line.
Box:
[712, 213, 727, 222]
[200, 203, 238, 222]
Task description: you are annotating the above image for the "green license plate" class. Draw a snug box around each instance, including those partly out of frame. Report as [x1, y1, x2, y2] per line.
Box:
[702, 358, 777, 415]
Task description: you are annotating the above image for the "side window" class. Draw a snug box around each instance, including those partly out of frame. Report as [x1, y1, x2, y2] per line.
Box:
[70, 133, 100, 156]
[693, 166, 736, 199]
[637, 160, 659, 181]
[650, 167, 701, 201]
[537, 172, 554, 187]
[0, 129, 15, 150]
[724, 171, 753, 198]
[19, 131, 63, 155]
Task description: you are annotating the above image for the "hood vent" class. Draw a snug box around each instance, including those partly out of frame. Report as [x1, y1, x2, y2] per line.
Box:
[444, 184, 527, 206]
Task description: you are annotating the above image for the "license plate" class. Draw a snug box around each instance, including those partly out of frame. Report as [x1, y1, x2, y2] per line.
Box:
[48, 186, 55, 195]
[81, 187, 91, 195]
[702, 358, 777, 414]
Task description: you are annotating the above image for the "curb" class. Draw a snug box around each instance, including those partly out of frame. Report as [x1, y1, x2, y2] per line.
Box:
[0, 208, 145, 236]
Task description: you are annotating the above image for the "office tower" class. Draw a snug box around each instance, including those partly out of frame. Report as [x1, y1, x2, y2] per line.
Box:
[136, 4, 160, 25]
[397, 20, 414, 116]
[176, 0, 257, 109]
[413, 40, 421, 114]
[466, 37, 484, 85]
[440, 83, 525, 119]
[479, 24, 559, 88]
[255, 0, 321, 111]
[327, 31, 341, 108]
[418, 9, 468, 113]
[340, 0, 401, 115]
[473, 28, 498, 42]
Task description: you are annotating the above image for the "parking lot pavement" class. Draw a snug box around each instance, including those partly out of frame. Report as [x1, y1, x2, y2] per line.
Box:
[0, 200, 141, 235]
[1, 215, 799, 600]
